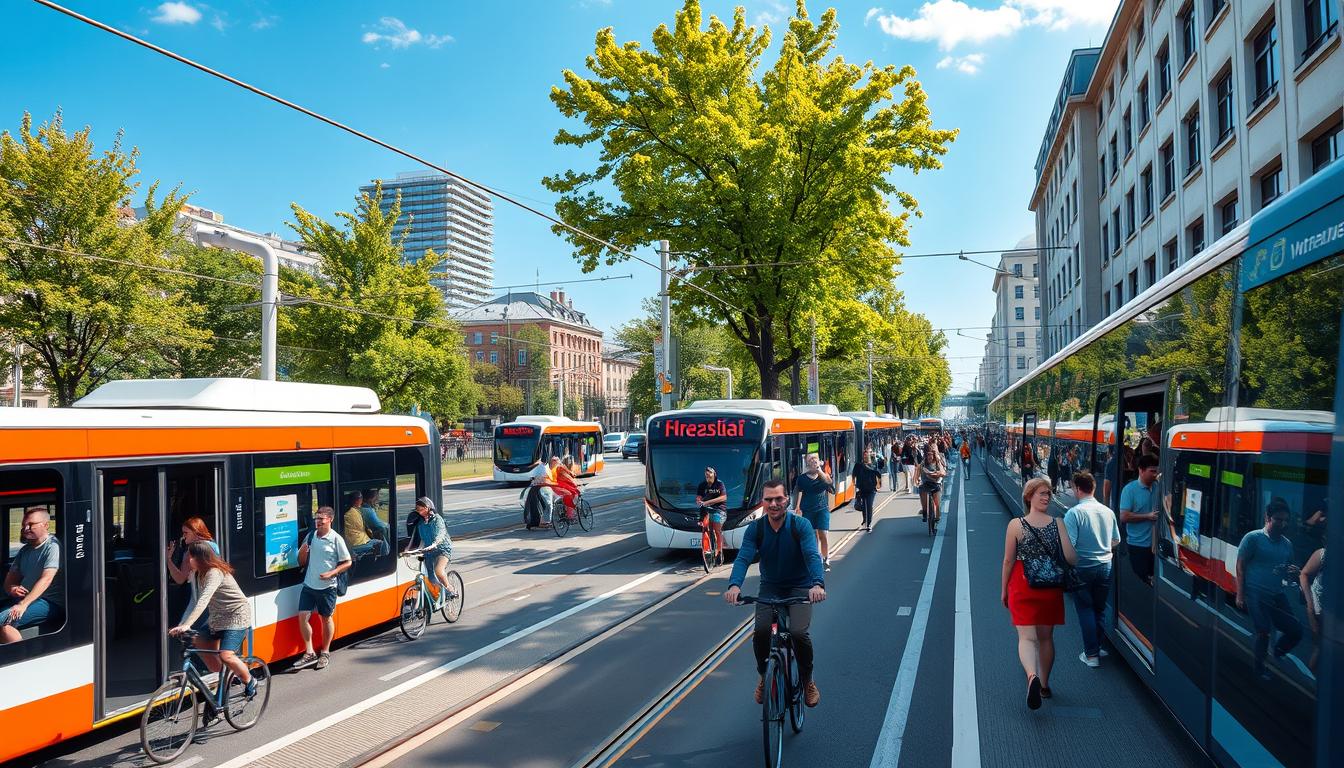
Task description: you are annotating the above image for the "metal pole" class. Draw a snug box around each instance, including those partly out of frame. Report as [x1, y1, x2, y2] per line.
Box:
[11, 341, 21, 407]
[557, 373, 565, 417]
[192, 224, 279, 380]
[659, 239, 672, 412]
[866, 340, 874, 412]
[703, 365, 733, 399]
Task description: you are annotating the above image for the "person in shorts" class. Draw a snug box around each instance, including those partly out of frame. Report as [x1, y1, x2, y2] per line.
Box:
[408, 496, 455, 599]
[169, 541, 257, 700]
[294, 507, 351, 671]
[696, 467, 728, 559]
[792, 453, 836, 570]
[0, 507, 64, 644]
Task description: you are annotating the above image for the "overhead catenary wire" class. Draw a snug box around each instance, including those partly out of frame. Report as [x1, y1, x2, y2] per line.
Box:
[0, 237, 261, 289]
[30, 0, 750, 321]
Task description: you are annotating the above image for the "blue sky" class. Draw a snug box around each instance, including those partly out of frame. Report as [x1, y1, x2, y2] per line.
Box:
[4, 0, 1119, 394]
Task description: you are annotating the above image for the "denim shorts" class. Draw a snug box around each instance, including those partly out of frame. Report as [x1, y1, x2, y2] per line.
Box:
[0, 597, 60, 629]
[204, 626, 248, 653]
[706, 509, 726, 525]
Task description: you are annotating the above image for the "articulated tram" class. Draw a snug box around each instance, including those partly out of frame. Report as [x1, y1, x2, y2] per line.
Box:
[0, 378, 442, 764]
[643, 400, 855, 550]
[985, 159, 1344, 768]
[491, 416, 604, 484]
[845, 411, 906, 457]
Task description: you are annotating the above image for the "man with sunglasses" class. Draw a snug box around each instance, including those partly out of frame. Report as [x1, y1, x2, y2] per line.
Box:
[724, 478, 827, 707]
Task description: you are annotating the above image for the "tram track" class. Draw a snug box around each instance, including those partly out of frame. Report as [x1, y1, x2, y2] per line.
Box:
[451, 489, 644, 541]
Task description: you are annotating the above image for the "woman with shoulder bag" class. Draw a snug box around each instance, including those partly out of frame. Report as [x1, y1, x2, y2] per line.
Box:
[1000, 477, 1078, 710]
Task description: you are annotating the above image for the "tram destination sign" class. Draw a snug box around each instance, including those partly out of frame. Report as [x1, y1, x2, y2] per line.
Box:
[499, 425, 538, 437]
[653, 415, 764, 442]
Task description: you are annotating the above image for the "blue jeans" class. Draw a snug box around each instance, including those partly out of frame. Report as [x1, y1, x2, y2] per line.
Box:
[1070, 562, 1112, 658]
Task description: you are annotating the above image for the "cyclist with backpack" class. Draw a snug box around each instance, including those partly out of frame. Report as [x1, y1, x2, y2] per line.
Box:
[724, 478, 827, 708]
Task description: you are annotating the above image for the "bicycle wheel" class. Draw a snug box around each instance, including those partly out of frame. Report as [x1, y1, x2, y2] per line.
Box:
[762, 656, 786, 768]
[701, 529, 714, 573]
[441, 570, 465, 623]
[712, 529, 724, 570]
[928, 499, 937, 536]
[788, 650, 805, 734]
[140, 675, 197, 764]
[399, 580, 428, 640]
[222, 657, 271, 730]
[553, 510, 570, 537]
[577, 498, 594, 531]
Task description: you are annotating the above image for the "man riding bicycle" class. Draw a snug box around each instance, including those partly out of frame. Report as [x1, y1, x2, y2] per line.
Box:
[724, 478, 827, 708]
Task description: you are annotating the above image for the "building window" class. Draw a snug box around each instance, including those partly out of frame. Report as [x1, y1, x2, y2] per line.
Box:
[1144, 255, 1157, 287]
[1220, 196, 1239, 235]
[1017, 356, 1027, 370]
[1123, 107, 1133, 155]
[489, 351, 498, 364]
[1259, 165, 1282, 208]
[1208, 0, 1226, 26]
[1016, 331, 1026, 347]
[1214, 70, 1235, 144]
[1015, 306, 1024, 321]
[1137, 80, 1150, 130]
[1104, 292, 1112, 315]
[472, 332, 483, 345]
[1110, 133, 1119, 173]
[1180, 3, 1198, 64]
[1311, 120, 1342, 173]
[475, 351, 484, 362]
[1303, 0, 1339, 61]
[1129, 269, 1139, 298]
[1014, 285, 1024, 299]
[1099, 156, 1107, 192]
[1164, 239, 1179, 274]
[1188, 218, 1206, 257]
[490, 331, 498, 345]
[1184, 108, 1202, 174]
[1120, 53, 1129, 81]
[1013, 263, 1023, 277]
[1034, 306, 1040, 320]
[1031, 262, 1038, 277]
[1252, 21, 1279, 106]
[1135, 18, 1146, 49]
[1101, 222, 1110, 257]
[1033, 285, 1039, 298]
[1115, 283, 1125, 308]
[1141, 166, 1154, 219]
[1112, 208, 1122, 252]
[1156, 41, 1172, 100]
[1125, 189, 1137, 235]
[1160, 140, 1176, 198]
[518, 349, 528, 365]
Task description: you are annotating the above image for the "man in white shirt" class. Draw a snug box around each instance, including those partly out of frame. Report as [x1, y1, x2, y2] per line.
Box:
[294, 507, 351, 670]
[526, 456, 559, 528]
[1063, 471, 1120, 668]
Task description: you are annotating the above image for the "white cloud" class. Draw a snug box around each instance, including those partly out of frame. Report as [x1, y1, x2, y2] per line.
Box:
[360, 16, 453, 49]
[152, 2, 202, 25]
[211, 14, 227, 32]
[251, 15, 278, 30]
[869, 0, 1117, 50]
[380, 62, 391, 69]
[864, 8, 883, 26]
[936, 52, 986, 74]
[755, 0, 788, 26]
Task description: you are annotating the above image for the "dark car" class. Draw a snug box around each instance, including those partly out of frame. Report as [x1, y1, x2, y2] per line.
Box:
[621, 433, 646, 461]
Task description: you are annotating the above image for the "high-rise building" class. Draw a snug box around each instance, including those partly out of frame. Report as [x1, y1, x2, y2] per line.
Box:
[1031, 1, 1342, 360]
[361, 171, 495, 309]
[982, 236, 1042, 399]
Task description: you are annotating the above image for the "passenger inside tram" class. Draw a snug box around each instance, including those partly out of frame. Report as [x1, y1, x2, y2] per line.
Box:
[0, 507, 63, 645]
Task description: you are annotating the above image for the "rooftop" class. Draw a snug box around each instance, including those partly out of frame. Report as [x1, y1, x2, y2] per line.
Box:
[451, 290, 600, 333]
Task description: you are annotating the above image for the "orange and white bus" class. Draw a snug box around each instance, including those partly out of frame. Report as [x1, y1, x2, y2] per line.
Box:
[643, 400, 855, 550]
[0, 378, 441, 764]
[491, 416, 605, 484]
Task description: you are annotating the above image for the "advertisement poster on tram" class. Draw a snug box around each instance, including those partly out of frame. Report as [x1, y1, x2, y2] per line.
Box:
[264, 494, 300, 573]
[1180, 488, 1202, 550]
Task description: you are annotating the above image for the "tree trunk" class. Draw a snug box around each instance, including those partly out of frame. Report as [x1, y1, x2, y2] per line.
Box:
[789, 360, 800, 404]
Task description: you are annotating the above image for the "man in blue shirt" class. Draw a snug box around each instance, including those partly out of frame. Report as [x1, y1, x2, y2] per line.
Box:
[1119, 454, 1159, 585]
[1062, 471, 1120, 667]
[725, 478, 826, 708]
[1236, 498, 1303, 680]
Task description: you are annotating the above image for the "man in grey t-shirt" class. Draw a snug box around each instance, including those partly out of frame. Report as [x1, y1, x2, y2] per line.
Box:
[1237, 499, 1303, 680]
[1062, 472, 1119, 667]
[1, 507, 64, 644]
[294, 506, 351, 670]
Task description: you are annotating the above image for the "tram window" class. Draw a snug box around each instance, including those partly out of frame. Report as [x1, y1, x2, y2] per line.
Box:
[0, 469, 65, 643]
[336, 452, 395, 582]
[252, 456, 333, 579]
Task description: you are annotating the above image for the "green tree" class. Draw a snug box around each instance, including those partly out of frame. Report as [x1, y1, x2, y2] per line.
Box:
[158, 242, 266, 378]
[472, 362, 526, 420]
[0, 111, 205, 405]
[546, 1, 956, 398]
[613, 298, 753, 413]
[285, 184, 476, 420]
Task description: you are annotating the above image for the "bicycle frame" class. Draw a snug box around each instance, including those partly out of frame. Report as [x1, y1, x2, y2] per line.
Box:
[173, 627, 254, 709]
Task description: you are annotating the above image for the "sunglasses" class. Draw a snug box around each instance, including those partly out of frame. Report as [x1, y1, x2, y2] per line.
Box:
[763, 496, 788, 505]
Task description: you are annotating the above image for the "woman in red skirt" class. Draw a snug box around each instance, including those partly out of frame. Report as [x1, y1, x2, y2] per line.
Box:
[1001, 477, 1078, 709]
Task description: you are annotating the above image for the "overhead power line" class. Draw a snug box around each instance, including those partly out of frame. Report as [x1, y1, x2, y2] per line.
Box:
[1, 238, 261, 289]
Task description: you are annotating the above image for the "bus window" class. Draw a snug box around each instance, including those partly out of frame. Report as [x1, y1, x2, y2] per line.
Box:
[336, 452, 395, 583]
[395, 448, 425, 547]
[252, 456, 333, 580]
[0, 469, 64, 645]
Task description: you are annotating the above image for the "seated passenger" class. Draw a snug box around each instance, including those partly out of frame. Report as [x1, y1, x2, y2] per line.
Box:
[358, 488, 391, 551]
[343, 491, 385, 558]
[0, 507, 65, 644]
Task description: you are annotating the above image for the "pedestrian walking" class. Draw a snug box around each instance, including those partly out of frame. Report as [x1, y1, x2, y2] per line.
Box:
[1119, 454, 1160, 586]
[852, 449, 883, 533]
[888, 440, 902, 490]
[1001, 477, 1078, 709]
[959, 439, 972, 476]
[901, 437, 919, 494]
[1062, 471, 1119, 668]
[293, 507, 352, 671]
[792, 454, 835, 571]
[1237, 498, 1303, 681]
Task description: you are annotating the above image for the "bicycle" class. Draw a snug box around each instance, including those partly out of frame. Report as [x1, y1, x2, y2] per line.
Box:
[698, 509, 723, 572]
[139, 629, 272, 763]
[735, 595, 811, 768]
[398, 550, 465, 640]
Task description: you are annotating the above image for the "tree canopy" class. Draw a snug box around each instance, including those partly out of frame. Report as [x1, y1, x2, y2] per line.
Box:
[546, 0, 956, 399]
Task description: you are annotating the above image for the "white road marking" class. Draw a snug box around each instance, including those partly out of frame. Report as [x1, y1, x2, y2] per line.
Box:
[920, 548, 931, 555]
[466, 573, 501, 586]
[210, 567, 671, 768]
[868, 470, 950, 768]
[499, 626, 518, 635]
[952, 468, 982, 766]
[378, 660, 431, 682]
[512, 594, 531, 601]
[897, 606, 912, 617]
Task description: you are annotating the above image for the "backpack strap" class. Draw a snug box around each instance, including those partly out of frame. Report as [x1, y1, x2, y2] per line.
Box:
[753, 513, 803, 550]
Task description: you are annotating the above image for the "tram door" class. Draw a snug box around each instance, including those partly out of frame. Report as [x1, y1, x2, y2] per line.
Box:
[1112, 383, 1166, 668]
[97, 463, 221, 718]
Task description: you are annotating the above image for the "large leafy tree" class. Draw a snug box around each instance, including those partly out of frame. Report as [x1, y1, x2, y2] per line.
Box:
[546, 1, 956, 398]
[0, 111, 205, 405]
[159, 242, 265, 379]
[285, 185, 476, 420]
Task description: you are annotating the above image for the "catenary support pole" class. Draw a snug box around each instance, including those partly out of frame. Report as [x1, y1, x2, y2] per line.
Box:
[659, 239, 672, 412]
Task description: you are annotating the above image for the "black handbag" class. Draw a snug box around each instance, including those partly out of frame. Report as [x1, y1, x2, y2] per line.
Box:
[1019, 518, 1082, 591]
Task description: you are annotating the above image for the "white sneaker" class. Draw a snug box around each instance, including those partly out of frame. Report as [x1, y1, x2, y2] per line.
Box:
[1099, 648, 1110, 658]
[1079, 652, 1100, 668]
[824, 558, 832, 572]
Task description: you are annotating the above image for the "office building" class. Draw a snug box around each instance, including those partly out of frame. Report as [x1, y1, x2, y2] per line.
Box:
[361, 171, 495, 309]
[602, 346, 640, 432]
[982, 236, 1042, 398]
[1031, 0, 1342, 360]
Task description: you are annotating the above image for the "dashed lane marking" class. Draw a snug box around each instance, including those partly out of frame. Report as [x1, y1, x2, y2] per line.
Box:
[897, 606, 912, 616]
[378, 660, 431, 682]
[512, 594, 531, 601]
[469, 720, 502, 732]
[920, 548, 931, 555]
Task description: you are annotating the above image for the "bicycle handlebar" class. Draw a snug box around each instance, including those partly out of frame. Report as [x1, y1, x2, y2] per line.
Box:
[733, 595, 814, 607]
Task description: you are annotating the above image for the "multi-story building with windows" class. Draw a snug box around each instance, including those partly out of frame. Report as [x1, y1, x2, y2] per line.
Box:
[602, 346, 640, 432]
[982, 236, 1042, 398]
[361, 171, 495, 309]
[453, 290, 605, 419]
[1031, 0, 1342, 360]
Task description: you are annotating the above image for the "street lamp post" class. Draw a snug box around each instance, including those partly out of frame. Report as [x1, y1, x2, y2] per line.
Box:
[702, 365, 733, 399]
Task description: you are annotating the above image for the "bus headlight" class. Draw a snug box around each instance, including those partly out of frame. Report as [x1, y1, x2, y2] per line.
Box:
[645, 502, 667, 526]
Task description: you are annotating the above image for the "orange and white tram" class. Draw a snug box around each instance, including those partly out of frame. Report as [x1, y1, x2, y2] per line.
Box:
[0, 378, 442, 763]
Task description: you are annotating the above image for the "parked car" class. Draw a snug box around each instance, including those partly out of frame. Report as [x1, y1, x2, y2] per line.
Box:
[621, 433, 646, 461]
[603, 431, 627, 453]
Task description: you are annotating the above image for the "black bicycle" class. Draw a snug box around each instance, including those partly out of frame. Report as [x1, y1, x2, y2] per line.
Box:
[139, 629, 272, 763]
[736, 595, 811, 768]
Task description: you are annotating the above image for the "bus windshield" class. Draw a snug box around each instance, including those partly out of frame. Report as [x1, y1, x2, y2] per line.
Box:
[649, 442, 761, 511]
[494, 435, 539, 466]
